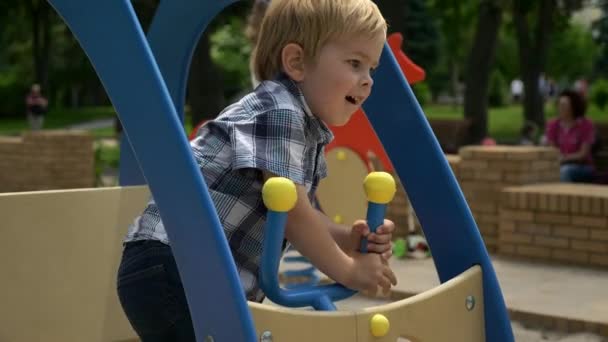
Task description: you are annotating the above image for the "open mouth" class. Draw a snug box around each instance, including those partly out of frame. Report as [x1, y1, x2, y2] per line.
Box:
[345, 96, 358, 105]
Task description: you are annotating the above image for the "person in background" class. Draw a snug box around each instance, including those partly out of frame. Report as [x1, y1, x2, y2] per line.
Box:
[25, 83, 48, 130]
[519, 121, 538, 146]
[544, 89, 596, 183]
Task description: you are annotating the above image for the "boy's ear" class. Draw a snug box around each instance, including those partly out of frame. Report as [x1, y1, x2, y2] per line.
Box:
[281, 43, 306, 82]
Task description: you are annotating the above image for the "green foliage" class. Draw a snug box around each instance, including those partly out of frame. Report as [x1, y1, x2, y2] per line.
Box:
[375, 0, 441, 99]
[412, 83, 431, 106]
[547, 23, 599, 82]
[210, 17, 251, 93]
[0, 70, 26, 117]
[94, 144, 120, 185]
[590, 78, 608, 110]
[488, 70, 507, 108]
[593, 1, 608, 77]
[495, 24, 520, 83]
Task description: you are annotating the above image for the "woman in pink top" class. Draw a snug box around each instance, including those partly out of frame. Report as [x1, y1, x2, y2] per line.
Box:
[544, 89, 596, 183]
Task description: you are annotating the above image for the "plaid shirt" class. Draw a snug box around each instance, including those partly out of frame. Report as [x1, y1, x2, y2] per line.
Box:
[124, 74, 334, 301]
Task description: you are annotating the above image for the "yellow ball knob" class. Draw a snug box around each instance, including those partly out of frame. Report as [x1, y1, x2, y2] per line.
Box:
[363, 172, 396, 204]
[370, 314, 390, 337]
[262, 177, 297, 212]
[337, 150, 347, 161]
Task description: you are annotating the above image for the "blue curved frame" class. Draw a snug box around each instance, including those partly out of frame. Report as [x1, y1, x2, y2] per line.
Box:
[46, 0, 256, 341]
[46, 0, 514, 341]
[362, 48, 514, 342]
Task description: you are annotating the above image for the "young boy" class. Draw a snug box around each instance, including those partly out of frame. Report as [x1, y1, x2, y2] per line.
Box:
[117, 0, 397, 340]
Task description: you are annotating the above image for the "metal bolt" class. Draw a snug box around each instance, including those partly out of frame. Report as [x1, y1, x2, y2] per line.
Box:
[260, 331, 273, 342]
[204, 336, 215, 342]
[465, 295, 475, 311]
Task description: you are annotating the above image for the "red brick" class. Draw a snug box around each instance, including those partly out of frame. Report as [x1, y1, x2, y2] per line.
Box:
[553, 226, 589, 239]
[571, 240, 608, 253]
[517, 245, 551, 258]
[534, 236, 569, 248]
[552, 249, 589, 263]
[571, 216, 607, 228]
[501, 233, 533, 244]
[590, 229, 608, 241]
[535, 213, 570, 225]
[589, 254, 608, 266]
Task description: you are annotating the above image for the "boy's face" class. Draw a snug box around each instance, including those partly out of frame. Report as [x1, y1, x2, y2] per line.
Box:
[298, 33, 385, 126]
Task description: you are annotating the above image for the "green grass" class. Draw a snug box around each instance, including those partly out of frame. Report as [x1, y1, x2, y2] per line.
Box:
[423, 103, 608, 143]
[0, 106, 117, 136]
[2, 103, 605, 144]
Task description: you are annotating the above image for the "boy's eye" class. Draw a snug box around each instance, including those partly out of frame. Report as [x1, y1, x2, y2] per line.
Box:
[348, 60, 361, 69]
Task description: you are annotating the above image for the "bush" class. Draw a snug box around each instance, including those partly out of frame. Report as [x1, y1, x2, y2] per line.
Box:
[0, 71, 26, 118]
[412, 82, 431, 106]
[590, 78, 608, 110]
[488, 70, 507, 107]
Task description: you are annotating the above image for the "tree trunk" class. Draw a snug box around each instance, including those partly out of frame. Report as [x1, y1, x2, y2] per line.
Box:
[513, 0, 556, 129]
[187, 31, 225, 126]
[373, 0, 406, 35]
[450, 60, 460, 107]
[28, 0, 51, 92]
[463, 0, 503, 144]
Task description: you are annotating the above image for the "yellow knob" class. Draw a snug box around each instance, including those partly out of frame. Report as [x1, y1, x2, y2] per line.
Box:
[337, 150, 347, 161]
[333, 215, 343, 224]
[262, 177, 297, 212]
[370, 314, 390, 337]
[363, 172, 396, 204]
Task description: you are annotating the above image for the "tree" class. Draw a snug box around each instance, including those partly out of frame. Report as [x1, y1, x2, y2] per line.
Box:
[547, 23, 599, 82]
[429, 0, 476, 102]
[187, 2, 249, 125]
[26, 0, 55, 92]
[593, 0, 608, 77]
[511, 0, 584, 129]
[375, 0, 440, 73]
[463, 0, 503, 144]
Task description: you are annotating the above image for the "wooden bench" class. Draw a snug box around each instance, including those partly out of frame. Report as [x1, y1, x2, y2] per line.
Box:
[499, 183, 608, 267]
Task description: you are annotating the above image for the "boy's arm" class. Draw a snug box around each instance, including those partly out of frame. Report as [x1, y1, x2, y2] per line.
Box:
[284, 185, 355, 285]
[317, 210, 394, 258]
[316, 211, 351, 251]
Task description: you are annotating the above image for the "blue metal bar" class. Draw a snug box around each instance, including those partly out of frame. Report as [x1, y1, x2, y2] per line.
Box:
[362, 43, 514, 341]
[46, 1, 256, 341]
[119, 0, 239, 186]
[260, 210, 355, 310]
[360, 202, 386, 253]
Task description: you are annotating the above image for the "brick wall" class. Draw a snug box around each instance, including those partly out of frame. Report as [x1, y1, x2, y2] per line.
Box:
[500, 184, 608, 267]
[459, 146, 560, 252]
[387, 154, 461, 238]
[0, 130, 95, 192]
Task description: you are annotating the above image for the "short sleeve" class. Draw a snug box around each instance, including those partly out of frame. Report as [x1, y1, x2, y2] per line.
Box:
[545, 119, 559, 146]
[580, 119, 595, 145]
[230, 109, 307, 185]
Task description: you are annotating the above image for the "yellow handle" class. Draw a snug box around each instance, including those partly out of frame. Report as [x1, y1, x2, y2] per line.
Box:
[363, 172, 396, 204]
[262, 177, 297, 212]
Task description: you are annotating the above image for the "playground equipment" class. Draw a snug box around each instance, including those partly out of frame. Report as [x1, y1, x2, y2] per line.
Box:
[1, 0, 515, 341]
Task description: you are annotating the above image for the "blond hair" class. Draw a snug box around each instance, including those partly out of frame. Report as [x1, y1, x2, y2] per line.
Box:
[252, 0, 387, 81]
[245, 0, 271, 46]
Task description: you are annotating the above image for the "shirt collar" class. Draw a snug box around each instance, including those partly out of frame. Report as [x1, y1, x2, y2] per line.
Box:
[274, 73, 334, 145]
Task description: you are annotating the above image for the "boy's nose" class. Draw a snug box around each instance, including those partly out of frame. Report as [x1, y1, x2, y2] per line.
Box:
[361, 73, 374, 88]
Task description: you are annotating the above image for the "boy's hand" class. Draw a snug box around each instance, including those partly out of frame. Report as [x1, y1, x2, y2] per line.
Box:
[349, 219, 395, 260]
[346, 252, 397, 295]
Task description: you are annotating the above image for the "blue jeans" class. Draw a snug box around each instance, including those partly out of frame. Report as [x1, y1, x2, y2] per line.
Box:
[117, 240, 195, 342]
[560, 163, 594, 183]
